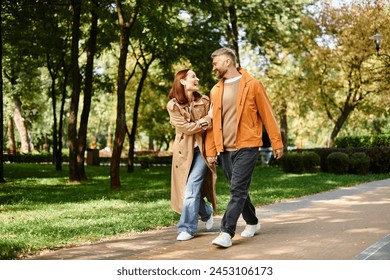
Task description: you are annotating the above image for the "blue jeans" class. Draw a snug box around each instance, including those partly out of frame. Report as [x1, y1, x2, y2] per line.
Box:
[219, 147, 259, 237]
[178, 147, 212, 235]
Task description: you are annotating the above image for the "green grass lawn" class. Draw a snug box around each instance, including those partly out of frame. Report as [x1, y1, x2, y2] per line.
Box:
[0, 163, 389, 259]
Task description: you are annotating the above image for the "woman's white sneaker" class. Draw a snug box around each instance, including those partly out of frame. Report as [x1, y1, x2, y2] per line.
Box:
[240, 223, 261, 238]
[177, 231, 194, 241]
[205, 212, 214, 230]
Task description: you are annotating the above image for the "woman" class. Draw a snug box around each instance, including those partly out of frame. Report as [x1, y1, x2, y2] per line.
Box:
[167, 69, 217, 241]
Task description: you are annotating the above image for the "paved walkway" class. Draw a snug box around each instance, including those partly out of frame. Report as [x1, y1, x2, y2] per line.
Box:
[29, 179, 390, 260]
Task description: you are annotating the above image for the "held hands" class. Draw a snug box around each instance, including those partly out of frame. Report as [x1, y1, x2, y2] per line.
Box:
[273, 148, 284, 159]
[206, 156, 217, 165]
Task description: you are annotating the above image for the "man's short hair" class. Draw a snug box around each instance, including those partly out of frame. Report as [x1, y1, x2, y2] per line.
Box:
[211, 47, 237, 66]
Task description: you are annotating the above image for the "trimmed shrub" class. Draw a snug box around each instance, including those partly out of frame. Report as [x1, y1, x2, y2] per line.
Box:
[268, 155, 281, 167]
[281, 152, 321, 174]
[327, 152, 349, 174]
[292, 147, 390, 174]
[302, 152, 321, 173]
[365, 147, 390, 174]
[281, 153, 304, 173]
[349, 152, 370, 175]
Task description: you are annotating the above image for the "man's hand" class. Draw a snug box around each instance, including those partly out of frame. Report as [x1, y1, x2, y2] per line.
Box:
[273, 148, 284, 159]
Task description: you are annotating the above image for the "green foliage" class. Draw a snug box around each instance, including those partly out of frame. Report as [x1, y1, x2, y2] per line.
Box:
[281, 151, 320, 174]
[327, 152, 349, 174]
[349, 152, 370, 175]
[281, 153, 304, 173]
[335, 134, 390, 148]
[4, 154, 54, 163]
[311, 147, 390, 174]
[285, 1, 390, 146]
[302, 151, 321, 173]
[366, 147, 390, 174]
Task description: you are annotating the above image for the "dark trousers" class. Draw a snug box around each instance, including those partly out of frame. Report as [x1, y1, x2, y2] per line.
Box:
[219, 147, 259, 237]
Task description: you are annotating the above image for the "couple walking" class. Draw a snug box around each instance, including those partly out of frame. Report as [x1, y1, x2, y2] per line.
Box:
[167, 47, 284, 248]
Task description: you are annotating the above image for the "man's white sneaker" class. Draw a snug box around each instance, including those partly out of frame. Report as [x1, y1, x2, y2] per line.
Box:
[205, 211, 214, 230]
[212, 232, 232, 248]
[240, 223, 261, 238]
[177, 231, 194, 241]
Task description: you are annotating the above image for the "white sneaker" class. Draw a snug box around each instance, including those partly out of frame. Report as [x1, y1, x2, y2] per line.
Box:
[177, 231, 194, 241]
[212, 232, 232, 247]
[240, 223, 261, 238]
[205, 211, 214, 230]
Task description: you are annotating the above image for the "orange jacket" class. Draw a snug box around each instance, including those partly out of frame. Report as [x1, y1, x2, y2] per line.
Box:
[205, 68, 283, 156]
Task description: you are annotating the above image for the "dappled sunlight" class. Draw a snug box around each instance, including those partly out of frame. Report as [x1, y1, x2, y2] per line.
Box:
[346, 227, 388, 234]
[275, 217, 317, 224]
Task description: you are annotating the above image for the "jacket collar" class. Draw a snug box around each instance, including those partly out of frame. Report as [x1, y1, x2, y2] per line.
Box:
[215, 67, 253, 88]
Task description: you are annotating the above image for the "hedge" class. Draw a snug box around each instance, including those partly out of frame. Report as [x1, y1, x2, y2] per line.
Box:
[3, 147, 390, 175]
[334, 134, 390, 148]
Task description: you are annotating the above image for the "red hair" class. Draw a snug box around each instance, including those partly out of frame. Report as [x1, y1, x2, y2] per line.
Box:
[168, 69, 201, 104]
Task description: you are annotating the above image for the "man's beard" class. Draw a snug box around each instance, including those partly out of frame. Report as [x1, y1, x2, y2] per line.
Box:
[215, 69, 227, 79]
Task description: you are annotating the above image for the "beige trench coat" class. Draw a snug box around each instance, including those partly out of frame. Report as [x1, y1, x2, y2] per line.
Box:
[167, 95, 217, 214]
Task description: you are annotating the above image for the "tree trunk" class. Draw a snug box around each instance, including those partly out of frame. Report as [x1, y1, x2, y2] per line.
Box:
[47, 53, 60, 169]
[127, 57, 154, 173]
[279, 98, 288, 149]
[110, 31, 130, 189]
[77, 1, 98, 180]
[110, 0, 138, 190]
[0, 7, 3, 183]
[148, 136, 153, 150]
[227, 3, 240, 66]
[7, 115, 16, 154]
[221, 2, 240, 66]
[106, 125, 112, 151]
[56, 62, 69, 171]
[13, 95, 30, 153]
[68, 0, 82, 181]
[44, 133, 50, 153]
[329, 106, 354, 147]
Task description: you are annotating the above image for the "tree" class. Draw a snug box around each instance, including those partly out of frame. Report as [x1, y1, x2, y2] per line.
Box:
[138, 71, 174, 151]
[1, 1, 52, 156]
[110, 0, 139, 190]
[76, 0, 99, 180]
[125, 46, 155, 173]
[39, 1, 73, 170]
[68, 0, 83, 181]
[0, 0, 4, 183]
[300, 0, 390, 146]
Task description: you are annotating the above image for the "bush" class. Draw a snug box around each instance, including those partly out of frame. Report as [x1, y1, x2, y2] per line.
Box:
[268, 155, 281, 167]
[281, 152, 320, 174]
[365, 147, 390, 174]
[335, 134, 390, 148]
[281, 153, 304, 173]
[349, 152, 370, 175]
[327, 152, 349, 174]
[302, 152, 321, 173]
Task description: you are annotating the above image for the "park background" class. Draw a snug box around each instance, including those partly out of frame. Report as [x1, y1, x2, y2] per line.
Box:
[1, 0, 390, 259]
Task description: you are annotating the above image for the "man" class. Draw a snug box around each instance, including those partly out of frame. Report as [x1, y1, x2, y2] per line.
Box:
[205, 47, 284, 248]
